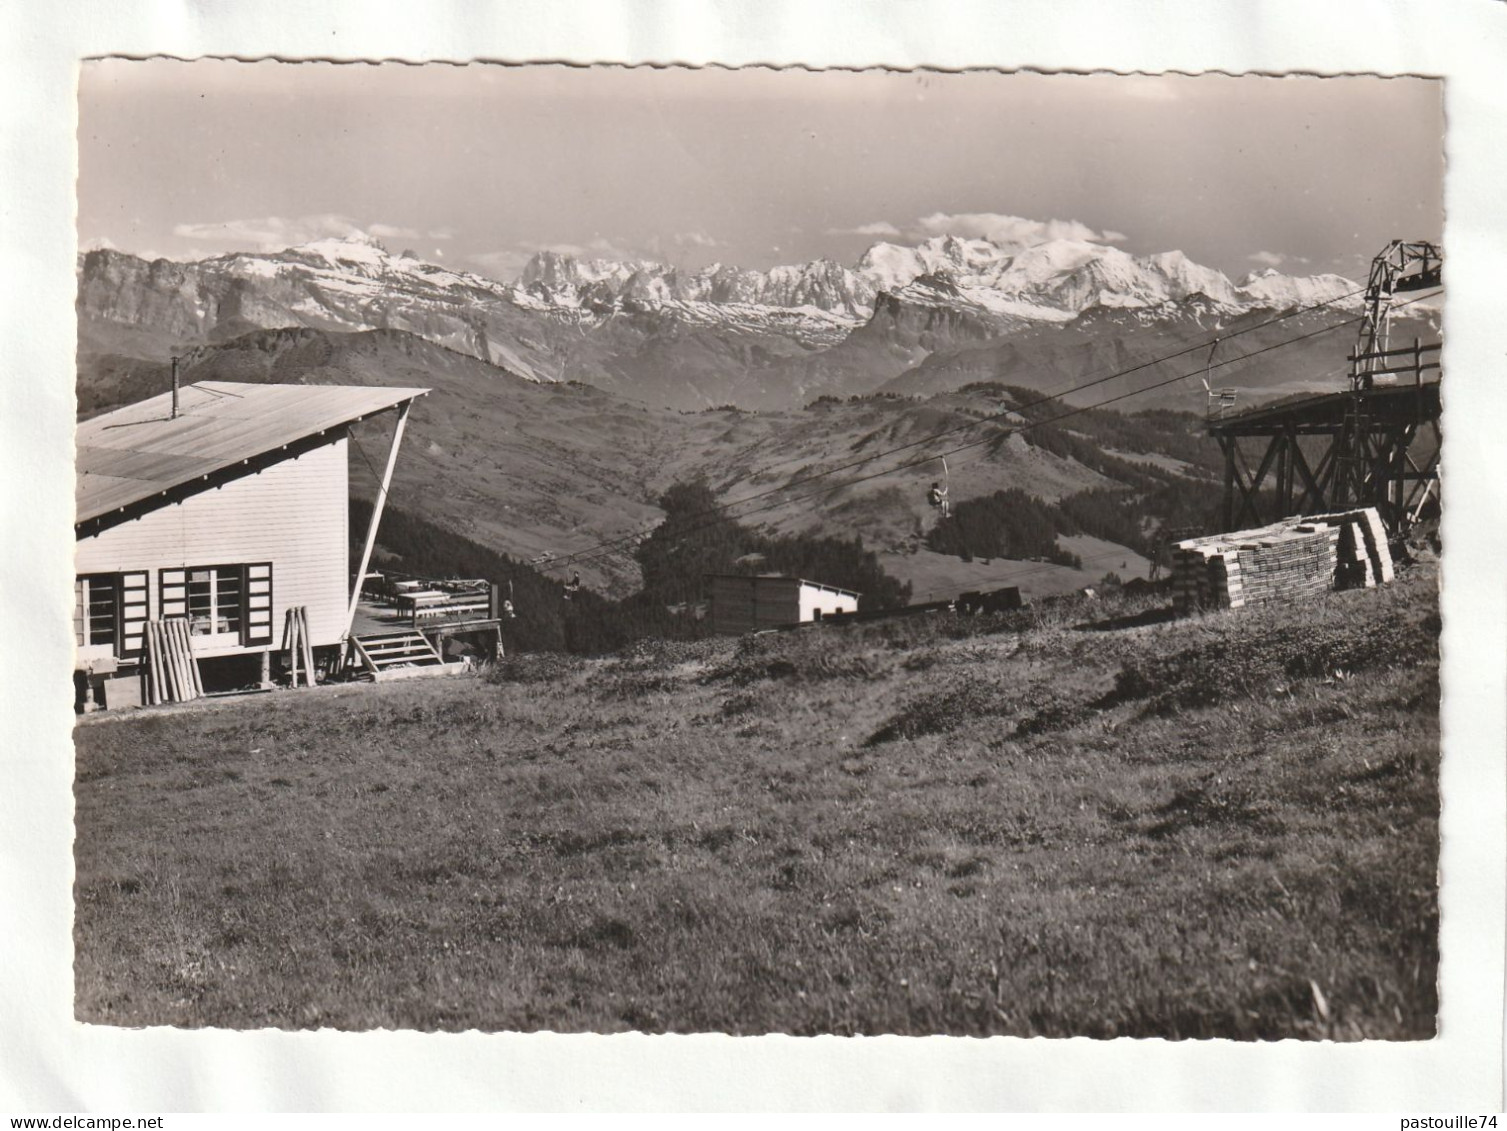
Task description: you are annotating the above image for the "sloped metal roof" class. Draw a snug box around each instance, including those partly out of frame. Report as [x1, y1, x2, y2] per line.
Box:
[77, 381, 428, 525]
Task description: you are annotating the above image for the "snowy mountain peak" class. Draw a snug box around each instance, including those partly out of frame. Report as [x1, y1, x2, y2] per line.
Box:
[505, 234, 1362, 340]
[515, 248, 877, 319]
[279, 232, 393, 270]
[1236, 269, 1356, 311]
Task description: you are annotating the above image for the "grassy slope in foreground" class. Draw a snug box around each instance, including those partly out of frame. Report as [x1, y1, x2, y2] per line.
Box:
[74, 567, 1439, 1038]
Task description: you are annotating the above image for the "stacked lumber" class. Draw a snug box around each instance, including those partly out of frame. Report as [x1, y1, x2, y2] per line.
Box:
[143, 618, 204, 705]
[1232, 526, 1341, 606]
[1170, 507, 1392, 616]
[1335, 522, 1374, 589]
[1317, 507, 1394, 589]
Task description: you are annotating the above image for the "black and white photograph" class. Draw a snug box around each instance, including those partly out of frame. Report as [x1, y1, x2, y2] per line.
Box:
[64, 58, 1455, 1044]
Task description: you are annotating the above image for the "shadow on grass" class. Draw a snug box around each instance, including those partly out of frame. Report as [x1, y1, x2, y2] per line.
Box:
[1074, 605, 1179, 633]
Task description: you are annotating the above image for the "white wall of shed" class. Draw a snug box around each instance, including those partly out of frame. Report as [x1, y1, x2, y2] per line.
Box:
[798, 584, 859, 622]
[74, 439, 350, 651]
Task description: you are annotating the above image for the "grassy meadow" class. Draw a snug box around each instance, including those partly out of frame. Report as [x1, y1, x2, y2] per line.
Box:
[74, 567, 1440, 1038]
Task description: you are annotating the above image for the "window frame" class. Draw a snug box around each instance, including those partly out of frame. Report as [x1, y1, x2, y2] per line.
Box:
[159, 563, 274, 649]
[74, 571, 148, 659]
[185, 564, 245, 638]
[75, 573, 119, 649]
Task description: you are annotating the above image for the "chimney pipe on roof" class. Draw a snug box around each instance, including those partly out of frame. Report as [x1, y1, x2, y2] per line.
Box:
[170, 356, 180, 419]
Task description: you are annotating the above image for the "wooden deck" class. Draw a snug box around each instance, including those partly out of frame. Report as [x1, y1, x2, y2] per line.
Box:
[350, 573, 506, 665]
[1206, 381, 1440, 437]
[350, 594, 500, 638]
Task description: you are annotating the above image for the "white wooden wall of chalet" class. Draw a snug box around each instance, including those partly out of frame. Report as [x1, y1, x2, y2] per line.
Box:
[75, 439, 350, 655]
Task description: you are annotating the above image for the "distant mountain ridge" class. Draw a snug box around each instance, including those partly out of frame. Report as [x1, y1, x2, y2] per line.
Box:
[514, 233, 1359, 326]
[77, 232, 1376, 412]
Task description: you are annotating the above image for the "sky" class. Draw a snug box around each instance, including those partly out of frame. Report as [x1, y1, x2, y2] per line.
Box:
[77, 61, 1445, 284]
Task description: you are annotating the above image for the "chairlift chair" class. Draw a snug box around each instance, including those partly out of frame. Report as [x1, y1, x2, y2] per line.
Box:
[1197, 336, 1239, 419]
[926, 455, 951, 518]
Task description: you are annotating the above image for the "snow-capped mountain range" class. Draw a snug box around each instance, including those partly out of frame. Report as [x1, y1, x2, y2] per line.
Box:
[514, 233, 1358, 326]
[77, 231, 1365, 409]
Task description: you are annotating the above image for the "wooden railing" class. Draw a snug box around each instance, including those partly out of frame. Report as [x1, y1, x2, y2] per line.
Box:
[359, 569, 501, 627]
[1349, 338, 1440, 390]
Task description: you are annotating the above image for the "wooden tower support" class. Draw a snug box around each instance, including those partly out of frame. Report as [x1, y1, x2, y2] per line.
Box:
[1209, 376, 1440, 535]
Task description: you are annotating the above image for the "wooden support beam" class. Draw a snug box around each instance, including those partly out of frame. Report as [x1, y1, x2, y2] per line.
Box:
[1227, 438, 1265, 530]
[1276, 429, 1293, 515]
[1389, 426, 1414, 517]
[1220, 436, 1237, 532]
[1313, 438, 1340, 501]
[1232, 445, 1261, 529]
[1404, 447, 1441, 516]
[1341, 359, 1441, 379]
[346, 400, 413, 638]
[1232, 433, 1285, 529]
[1347, 340, 1440, 364]
[1289, 435, 1329, 515]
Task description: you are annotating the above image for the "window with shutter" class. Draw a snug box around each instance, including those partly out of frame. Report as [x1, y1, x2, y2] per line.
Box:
[243, 562, 274, 646]
[162, 563, 273, 648]
[118, 571, 148, 657]
[159, 568, 188, 620]
[74, 572, 148, 659]
[74, 574, 118, 648]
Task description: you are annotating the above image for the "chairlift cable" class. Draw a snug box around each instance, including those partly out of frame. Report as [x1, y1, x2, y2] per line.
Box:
[688, 282, 1368, 497]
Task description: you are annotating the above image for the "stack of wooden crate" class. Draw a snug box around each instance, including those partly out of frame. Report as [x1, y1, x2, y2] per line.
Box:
[1171, 507, 1393, 616]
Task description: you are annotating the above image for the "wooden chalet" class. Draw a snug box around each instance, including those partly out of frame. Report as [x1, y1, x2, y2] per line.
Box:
[73, 380, 466, 709]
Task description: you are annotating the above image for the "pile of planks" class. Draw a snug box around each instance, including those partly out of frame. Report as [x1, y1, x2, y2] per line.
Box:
[1171, 507, 1393, 616]
[143, 617, 204, 705]
[1328, 507, 1395, 590]
[283, 605, 317, 687]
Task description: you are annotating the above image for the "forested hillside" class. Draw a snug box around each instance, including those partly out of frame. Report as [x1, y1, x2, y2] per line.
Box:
[918, 384, 1227, 568]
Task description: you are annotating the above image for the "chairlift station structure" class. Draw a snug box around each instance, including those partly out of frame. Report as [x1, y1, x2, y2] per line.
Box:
[1207, 240, 1442, 536]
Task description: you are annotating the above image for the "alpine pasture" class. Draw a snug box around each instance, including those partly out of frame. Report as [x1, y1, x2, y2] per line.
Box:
[73, 566, 1439, 1038]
